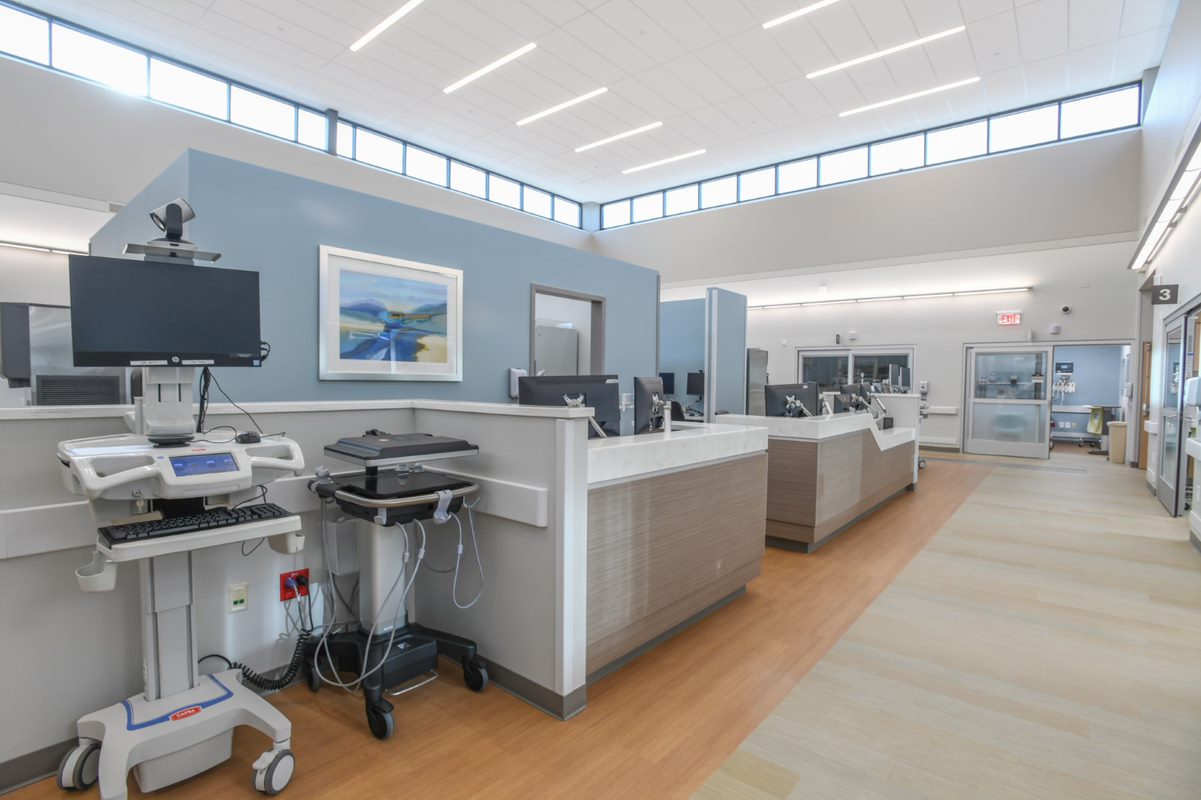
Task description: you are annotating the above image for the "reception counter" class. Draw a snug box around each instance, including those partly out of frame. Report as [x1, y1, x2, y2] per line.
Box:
[719, 413, 917, 552]
[585, 422, 768, 677]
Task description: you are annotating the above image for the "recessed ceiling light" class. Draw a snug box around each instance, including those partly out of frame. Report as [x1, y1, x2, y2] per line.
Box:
[763, 0, 843, 30]
[444, 42, 537, 94]
[808, 26, 966, 79]
[516, 87, 608, 126]
[350, 0, 426, 52]
[622, 149, 707, 175]
[839, 76, 980, 117]
[575, 122, 663, 153]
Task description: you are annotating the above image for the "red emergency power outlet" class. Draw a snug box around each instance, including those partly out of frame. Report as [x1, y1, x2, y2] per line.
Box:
[279, 568, 310, 602]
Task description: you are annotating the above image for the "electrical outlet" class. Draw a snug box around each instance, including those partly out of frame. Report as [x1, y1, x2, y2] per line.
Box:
[229, 582, 248, 613]
[279, 568, 310, 602]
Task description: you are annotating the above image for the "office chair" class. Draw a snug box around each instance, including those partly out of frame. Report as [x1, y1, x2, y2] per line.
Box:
[670, 400, 686, 422]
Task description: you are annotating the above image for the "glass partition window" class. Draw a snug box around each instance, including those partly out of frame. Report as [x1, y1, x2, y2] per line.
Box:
[598, 83, 1142, 229]
[989, 105, 1058, 152]
[0, 4, 48, 64]
[0, 2, 583, 227]
[973, 352, 1047, 400]
[799, 353, 850, 391]
[927, 120, 987, 165]
[851, 353, 911, 383]
[150, 60, 227, 120]
[971, 402, 1048, 444]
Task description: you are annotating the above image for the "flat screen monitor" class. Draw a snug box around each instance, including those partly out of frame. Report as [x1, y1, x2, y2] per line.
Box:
[68, 255, 261, 367]
[518, 375, 621, 438]
[686, 371, 704, 397]
[764, 383, 818, 418]
[634, 376, 666, 435]
[658, 371, 675, 395]
[839, 383, 868, 399]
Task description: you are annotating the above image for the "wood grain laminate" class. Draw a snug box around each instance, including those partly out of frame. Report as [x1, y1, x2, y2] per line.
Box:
[586, 452, 767, 673]
[766, 430, 915, 548]
[10, 457, 986, 800]
[700, 450, 1201, 800]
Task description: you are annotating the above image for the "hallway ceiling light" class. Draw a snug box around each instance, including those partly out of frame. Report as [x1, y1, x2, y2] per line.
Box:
[807, 26, 966, 79]
[0, 239, 87, 255]
[748, 286, 1031, 309]
[444, 42, 537, 94]
[517, 87, 607, 126]
[840, 77, 980, 117]
[622, 149, 707, 175]
[1128, 144, 1201, 270]
[575, 122, 664, 153]
[349, 0, 426, 52]
[763, 0, 844, 30]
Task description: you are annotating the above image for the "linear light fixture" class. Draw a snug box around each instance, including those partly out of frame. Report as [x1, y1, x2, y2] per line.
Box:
[622, 149, 707, 175]
[349, 0, 426, 52]
[576, 121, 663, 153]
[808, 26, 966, 79]
[748, 286, 1031, 310]
[1130, 144, 1201, 270]
[516, 87, 607, 126]
[839, 76, 980, 117]
[444, 42, 537, 94]
[763, 0, 843, 30]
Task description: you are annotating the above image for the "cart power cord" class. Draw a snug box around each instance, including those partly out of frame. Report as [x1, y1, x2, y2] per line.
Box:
[200, 631, 311, 692]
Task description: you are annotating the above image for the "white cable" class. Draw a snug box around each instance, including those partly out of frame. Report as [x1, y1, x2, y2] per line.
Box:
[419, 506, 484, 610]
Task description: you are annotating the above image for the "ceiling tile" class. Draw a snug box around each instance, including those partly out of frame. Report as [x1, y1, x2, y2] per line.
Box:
[1014, 0, 1068, 62]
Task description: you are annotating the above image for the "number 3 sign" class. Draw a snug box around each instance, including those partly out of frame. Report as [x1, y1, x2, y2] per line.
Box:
[1151, 284, 1179, 305]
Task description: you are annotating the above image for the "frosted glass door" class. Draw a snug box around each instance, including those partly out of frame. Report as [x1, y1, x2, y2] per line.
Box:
[965, 348, 1052, 458]
[1158, 322, 1184, 516]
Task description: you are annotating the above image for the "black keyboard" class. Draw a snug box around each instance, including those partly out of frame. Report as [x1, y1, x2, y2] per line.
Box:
[100, 503, 293, 546]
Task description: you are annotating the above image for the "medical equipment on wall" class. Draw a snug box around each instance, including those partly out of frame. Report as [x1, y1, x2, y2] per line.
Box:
[55, 202, 304, 800]
[304, 430, 488, 741]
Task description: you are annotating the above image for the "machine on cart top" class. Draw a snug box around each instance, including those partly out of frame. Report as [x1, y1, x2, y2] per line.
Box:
[323, 431, 479, 468]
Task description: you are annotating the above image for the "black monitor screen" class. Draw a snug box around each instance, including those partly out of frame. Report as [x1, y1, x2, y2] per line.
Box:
[765, 383, 819, 417]
[658, 371, 675, 395]
[517, 375, 621, 438]
[686, 371, 704, 396]
[69, 255, 261, 367]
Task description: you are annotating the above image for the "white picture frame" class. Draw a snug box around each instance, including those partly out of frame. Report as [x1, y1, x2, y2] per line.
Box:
[319, 245, 463, 382]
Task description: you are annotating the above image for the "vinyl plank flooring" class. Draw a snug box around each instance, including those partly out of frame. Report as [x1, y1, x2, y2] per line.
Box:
[698, 451, 1201, 800]
[9, 459, 986, 800]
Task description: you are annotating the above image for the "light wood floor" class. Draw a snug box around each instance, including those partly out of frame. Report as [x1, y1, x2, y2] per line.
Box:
[697, 451, 1201, 800]
[14, 459, 987, 800]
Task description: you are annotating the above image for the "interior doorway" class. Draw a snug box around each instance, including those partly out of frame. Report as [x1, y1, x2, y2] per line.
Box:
[530, 285, 605, 377]
[964, 345, 1052, 459]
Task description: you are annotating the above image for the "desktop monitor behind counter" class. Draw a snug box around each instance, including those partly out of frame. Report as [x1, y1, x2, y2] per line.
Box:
[686, 371, 704, 397]
[764, 383, 819, 418]
[634, 376, 667, 435]
[518, 375, 621, 438]
[658, 371, 675, 396]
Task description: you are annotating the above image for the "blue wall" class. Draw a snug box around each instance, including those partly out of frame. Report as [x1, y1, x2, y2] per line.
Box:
[659, 299, 705, 404]
[1051, 344, 1125, 436]
[91, 150, 659, 404]
[711, 288, 747, 415]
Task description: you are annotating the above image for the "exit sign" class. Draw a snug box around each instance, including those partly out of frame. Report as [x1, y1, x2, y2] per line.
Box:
[997, 311, 1022, 326]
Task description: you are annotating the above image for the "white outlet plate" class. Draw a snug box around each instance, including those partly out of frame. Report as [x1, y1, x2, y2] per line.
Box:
[229, 582, 248, 613]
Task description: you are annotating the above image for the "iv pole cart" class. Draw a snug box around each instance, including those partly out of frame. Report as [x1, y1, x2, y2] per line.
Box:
[305, 431, 488, 740]
[56, 200, 305, 799]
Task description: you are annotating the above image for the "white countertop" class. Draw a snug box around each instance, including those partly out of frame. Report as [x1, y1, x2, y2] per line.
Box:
[717, 413, 916, 452]
[0, 398, 595, 422]
[587, 422, 768, 486]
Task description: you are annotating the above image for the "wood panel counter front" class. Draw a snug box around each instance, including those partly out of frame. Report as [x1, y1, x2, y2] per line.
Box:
[585, 424, 768, 676]
[719, 414, 917, 552]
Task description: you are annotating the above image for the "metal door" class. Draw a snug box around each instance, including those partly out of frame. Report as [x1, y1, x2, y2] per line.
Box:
[1158, 319, 1190, 515]
[746, 348, 768, 415]
[965, 346, 1053, 458]
[534, 325, 579, 376]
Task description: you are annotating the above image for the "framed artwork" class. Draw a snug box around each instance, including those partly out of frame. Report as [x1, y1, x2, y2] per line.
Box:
[319, 245, 463, 381]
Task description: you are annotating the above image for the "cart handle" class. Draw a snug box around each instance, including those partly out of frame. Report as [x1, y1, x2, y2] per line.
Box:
[332, 483, 477, 510]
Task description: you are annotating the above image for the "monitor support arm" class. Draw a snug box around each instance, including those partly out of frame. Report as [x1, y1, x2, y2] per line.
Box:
[130, 366, 197, 444]
[562, 394, 608, 438]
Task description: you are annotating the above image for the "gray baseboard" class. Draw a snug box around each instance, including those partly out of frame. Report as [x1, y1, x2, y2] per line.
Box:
[1190, 532, 1201, 556]
[0, 738, 72, 795]
[484, 658, 587, 721]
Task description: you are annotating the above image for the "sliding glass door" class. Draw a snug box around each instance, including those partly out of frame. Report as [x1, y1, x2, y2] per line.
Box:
[965, 346, 1052, 459]
[1158, 321, 1186, 515]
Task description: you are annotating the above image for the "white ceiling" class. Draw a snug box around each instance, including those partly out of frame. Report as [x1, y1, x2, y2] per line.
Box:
[22, 0, 1178, 203]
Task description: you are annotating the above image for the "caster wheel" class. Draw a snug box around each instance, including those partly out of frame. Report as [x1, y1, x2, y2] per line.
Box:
[463, 657, 489, 693]
[56, 741, 100, 791]
[366, 707, 394, 741]
[253, 749, 295, 796]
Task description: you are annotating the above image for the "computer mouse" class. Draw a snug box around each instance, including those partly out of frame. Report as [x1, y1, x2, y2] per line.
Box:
[235, 432, 262, 444]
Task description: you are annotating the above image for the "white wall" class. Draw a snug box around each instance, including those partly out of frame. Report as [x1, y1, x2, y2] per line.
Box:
[591, 131, 1141, 285]
[535, 293, 592, 375]
[0, 247, 68, 306]
[0, 58, 588, 252]
[716, 242, 1140, 448]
